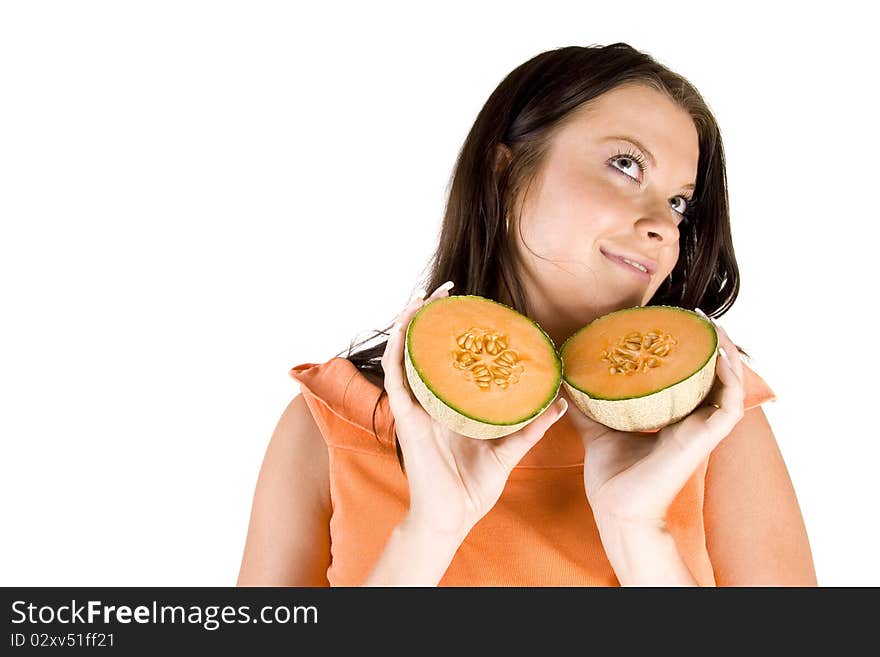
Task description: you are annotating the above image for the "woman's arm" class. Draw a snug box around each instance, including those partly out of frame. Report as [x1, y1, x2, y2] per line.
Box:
[237, 394, 332, 586]
[361, 516, 466, 586]
[593, 514, 699, 586]
[703, 406, 817, 586]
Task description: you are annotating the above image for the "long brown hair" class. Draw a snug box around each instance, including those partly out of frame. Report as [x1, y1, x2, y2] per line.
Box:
[334, 42, 746, 471]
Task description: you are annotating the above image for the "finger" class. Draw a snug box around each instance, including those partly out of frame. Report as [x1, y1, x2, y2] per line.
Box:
[715, 332, 743, 385]
[383, 281, 453, 381]
[559, 386, 611, 445]
[380, 282, 455, 423]
[381, 293, 427, 417]
[490, 398, 568, 470]
[396, 287, 427, 322]
[701, 350, 728, 407]
[382, 282, 453, 388]
[695, 308, 743, 384]
[702, 346, 745, 436]
[426, 280, 455, 301]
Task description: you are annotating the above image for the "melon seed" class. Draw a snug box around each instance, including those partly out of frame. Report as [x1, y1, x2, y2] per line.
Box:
[599, 327, 680, 375]
[451, 329, 523, 390]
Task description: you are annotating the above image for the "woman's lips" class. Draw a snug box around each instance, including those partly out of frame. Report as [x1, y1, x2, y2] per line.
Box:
[602, 249, 652, 282]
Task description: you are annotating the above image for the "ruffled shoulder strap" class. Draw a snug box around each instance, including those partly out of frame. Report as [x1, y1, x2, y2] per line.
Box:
[742, 359, 777, 411]
[289, 355, 775, 450]
[289, 357, 396, 455]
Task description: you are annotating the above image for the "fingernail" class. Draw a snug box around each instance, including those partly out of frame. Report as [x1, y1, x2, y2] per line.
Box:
[556, 398, 568, 414]
[695, 307, 714, 323]
[437, 280, 455, 293]
[719, 347, 729, 362]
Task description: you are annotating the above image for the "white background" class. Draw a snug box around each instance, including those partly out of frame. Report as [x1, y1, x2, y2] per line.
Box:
[1, 1, 876, 586]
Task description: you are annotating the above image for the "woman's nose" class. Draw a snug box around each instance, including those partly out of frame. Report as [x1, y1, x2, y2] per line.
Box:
[636, 196, 679, 242]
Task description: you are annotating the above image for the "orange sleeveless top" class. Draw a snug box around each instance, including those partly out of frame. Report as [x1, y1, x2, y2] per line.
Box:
[289, 356, 776, 586]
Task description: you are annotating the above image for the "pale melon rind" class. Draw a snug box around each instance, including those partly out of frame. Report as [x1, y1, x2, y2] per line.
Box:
[561, 306, 718, 433]
[562, 351, 717, 432]
[403, 295, 561, 440]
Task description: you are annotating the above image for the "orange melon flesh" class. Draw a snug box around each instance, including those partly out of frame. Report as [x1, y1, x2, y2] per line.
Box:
[404, 295, 561, 438]
[560, 305, 717, 432]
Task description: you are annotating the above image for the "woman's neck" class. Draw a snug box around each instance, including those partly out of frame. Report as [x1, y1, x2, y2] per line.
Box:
[495, 276, 624, 351]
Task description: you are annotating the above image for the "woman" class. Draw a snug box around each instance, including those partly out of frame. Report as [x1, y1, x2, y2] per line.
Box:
[237, 43, 817, 586]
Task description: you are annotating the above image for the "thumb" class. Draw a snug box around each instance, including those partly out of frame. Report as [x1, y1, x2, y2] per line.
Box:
[490, 397, 568, 470]
[560, 387, 610, 445]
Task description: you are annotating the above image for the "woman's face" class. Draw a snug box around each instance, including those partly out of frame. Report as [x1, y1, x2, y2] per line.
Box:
[505, 83, 700, 342]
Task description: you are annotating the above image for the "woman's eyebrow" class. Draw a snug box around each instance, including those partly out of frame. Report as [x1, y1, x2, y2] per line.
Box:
[603, 134, 696, 190]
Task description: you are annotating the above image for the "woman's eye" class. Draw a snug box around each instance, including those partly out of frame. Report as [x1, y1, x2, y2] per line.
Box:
[609, 154, 691, 220]
[610, 155, 642, 180]
[670, 196, 688, 216]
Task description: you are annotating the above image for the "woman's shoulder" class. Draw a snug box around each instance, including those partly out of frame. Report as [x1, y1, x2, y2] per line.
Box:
[288, 356, 396, 454]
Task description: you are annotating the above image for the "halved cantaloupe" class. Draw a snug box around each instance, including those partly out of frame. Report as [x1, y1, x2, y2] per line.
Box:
[560, 305, 718, 432]
[404, 295, 562, 439]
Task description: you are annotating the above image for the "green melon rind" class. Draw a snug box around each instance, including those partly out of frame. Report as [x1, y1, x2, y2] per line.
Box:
[560, 306, 718, 433]
[403, 295, 562, 440]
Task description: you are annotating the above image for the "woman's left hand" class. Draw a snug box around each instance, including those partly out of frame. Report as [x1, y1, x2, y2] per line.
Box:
[564, 311, 746, 527]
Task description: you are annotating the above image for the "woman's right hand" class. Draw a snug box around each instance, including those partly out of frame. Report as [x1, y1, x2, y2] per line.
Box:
[381, 281, 569, 543]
